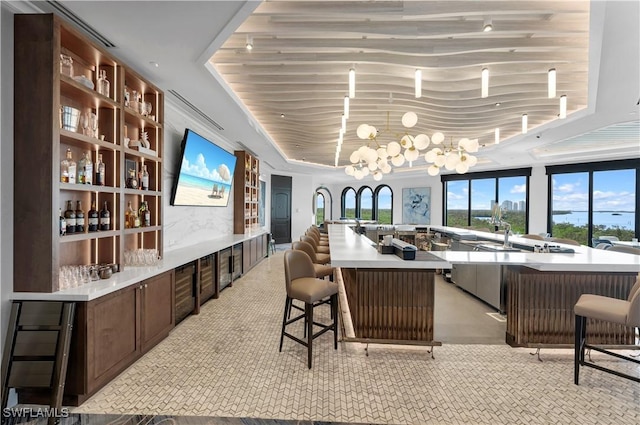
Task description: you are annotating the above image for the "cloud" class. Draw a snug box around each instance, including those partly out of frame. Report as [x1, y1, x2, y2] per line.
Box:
[181, 153, 230, 183]
[510, 184, 526, 194]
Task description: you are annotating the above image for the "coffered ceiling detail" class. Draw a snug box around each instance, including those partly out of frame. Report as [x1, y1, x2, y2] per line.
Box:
[210, 0, 590, 168]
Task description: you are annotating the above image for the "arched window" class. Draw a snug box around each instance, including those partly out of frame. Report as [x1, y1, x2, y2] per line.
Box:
[341, 187, 356, 219]
[374, 185, 393, 224]
[356, 186, 373, 220]
[315, 193, 325, 226]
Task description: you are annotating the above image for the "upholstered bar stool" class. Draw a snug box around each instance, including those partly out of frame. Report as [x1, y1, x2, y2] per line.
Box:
[292, 240, 334, 280]
[309, 226, 329, 242]
[306, 229, 330, 248]
[607, 245, 640, 255]
[550, 237, 580, 246]
[574, 277, 640, 384]
[280, 250, 339, 368]
[301, 234, 331, 258]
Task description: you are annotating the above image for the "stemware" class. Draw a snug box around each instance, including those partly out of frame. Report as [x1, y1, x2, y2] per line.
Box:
[80, 112, 91, 136]
[90, 112, 99, 138]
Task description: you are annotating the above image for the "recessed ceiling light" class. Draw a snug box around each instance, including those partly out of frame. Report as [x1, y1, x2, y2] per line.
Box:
[494, 102, 501, 107]
[149, 61, 159, 67]
[280, 113, 285, 118]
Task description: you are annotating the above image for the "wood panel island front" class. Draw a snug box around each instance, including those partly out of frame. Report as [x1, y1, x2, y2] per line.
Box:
[328, 224, 640, 349]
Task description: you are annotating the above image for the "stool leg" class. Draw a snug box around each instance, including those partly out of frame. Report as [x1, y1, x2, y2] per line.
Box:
[331, 293, 338, 349]
[279, 296, 291, 352]
[306, 302, 313, 369]
[574, 314, 585, 385]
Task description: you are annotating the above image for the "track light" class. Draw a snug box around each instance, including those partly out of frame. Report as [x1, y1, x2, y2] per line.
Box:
[481, 68, 489, 98]
[349, 68, 355, 98]
[548, 68, 556, 98]
[483, 17, 493, 32]
[559, 95, 567, 119]
[245, 35, 253, 51]
[522, 114, 528, 134]
[415, 69, 422, 98]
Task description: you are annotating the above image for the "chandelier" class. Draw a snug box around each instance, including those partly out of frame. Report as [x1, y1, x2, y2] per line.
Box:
[344, 112, 479, 180]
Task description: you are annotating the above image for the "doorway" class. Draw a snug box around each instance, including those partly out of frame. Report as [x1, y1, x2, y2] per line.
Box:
[271, 175, 292, 244]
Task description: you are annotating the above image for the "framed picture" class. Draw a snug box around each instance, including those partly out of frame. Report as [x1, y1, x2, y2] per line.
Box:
[125, 159, 137, 184]
[402, 187, 431, 224]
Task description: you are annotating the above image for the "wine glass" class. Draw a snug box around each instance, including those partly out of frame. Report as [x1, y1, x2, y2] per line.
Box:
[90, 113, 99, 138]
[80, 112, 90, 136]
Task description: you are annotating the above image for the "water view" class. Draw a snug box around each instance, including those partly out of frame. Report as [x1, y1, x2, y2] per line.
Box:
[553, 211, 634, 230]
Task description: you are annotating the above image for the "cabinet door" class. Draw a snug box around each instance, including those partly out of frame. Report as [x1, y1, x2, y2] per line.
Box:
[141, 271, 175, 352]
[243, 240, 252, 272]
[86, 285, 140, 393]
[219, 248, 232, 290]
[199, 254, 215, 304]
[232, 243, 243, 280]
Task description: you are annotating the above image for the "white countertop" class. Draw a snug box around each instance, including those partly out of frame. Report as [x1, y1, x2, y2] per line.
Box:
[328, 225, 640, 273]
[11, 229, 269, 302]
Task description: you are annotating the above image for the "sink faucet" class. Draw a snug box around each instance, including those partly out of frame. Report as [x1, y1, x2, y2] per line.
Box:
[490, 203, 512, 248]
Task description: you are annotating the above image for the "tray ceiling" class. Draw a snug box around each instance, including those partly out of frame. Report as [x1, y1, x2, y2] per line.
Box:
[210, 0, 590, 169]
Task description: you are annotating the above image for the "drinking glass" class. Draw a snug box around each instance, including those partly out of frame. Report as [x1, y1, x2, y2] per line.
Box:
[80, 112, 91, 136]
[90, 113, 99, 138]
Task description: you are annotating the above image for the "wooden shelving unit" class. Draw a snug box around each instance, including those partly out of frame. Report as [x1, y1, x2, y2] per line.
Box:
[13, 14, 164, 293]
[233, 150, 260, 234]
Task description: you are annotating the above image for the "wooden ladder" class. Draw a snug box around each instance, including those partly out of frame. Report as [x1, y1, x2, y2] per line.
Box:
[1, 301, 75, 424]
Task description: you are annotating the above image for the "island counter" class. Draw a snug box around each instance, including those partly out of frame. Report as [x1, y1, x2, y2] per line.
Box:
[329, 224, 640, 348]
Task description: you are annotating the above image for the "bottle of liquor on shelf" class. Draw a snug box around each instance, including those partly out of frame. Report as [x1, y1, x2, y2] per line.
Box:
[138, 201, 147, 227]
[99, 201, 110, 231]
[87, 200, 99, 232]
[126, 169, 138, 189]
[143, 201, 151, 227]
[125, 201, 134, 229]
[75, 200, 85, 233]
[60, 148, 76, 183]
[59, 208, 66, 236]
[141, 164, 149, 190]
[64, 200, 76, 234]
[77, 152, 88, 184]
[84, 151, 93, 185]
[97, 69, 110, 97]
[95, 153, 106, 186]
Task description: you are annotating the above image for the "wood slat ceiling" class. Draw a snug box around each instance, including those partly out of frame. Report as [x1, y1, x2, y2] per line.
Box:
[210, 0, 590, 167]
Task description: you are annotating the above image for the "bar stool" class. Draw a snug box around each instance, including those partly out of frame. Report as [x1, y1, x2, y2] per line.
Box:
[292, 240, 334, 280]
[300, 235, 331, 262]
[574, 277, 640, 384]
[309, 226, 329, 242]
[306, 229, 330, 250]
[280, 250, 339, 368]
[269, 238, 276, 255]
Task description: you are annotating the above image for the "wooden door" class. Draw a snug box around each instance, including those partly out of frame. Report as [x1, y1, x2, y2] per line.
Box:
[86, 285, 140, 393]
[141, 271, 175, 352]
[271, 175, 292, 244]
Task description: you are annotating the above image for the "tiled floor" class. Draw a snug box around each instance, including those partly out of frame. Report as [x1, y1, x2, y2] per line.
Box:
[63, 251, 639, 424]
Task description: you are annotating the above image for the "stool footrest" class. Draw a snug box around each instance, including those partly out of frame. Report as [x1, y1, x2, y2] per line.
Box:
[580, 344, 640, 383]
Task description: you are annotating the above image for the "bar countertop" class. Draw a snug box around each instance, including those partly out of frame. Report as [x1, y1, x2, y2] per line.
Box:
[11, 229, 269, 302]
[328, 224, 640, 273]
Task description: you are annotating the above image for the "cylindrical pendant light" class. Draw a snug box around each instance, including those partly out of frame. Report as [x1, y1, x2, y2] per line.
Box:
[548, 68, 556, 98]
[415, 69, 422, 98]
[559, 95, 567, 119]
[522, 114, 528, 134]
[481, 68, 489, 98]
[343, 96, 349, 119]
[495, 128, 500, 145]
[349, 68, 355, 98]
[341, 114, 347, 132]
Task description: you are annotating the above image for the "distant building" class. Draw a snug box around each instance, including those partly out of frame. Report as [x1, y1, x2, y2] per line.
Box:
[519, 200, 526, 211]
[502, 200, 513, 211]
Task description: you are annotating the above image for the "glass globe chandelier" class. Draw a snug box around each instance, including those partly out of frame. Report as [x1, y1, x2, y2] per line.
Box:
[344, 112, 479, 180]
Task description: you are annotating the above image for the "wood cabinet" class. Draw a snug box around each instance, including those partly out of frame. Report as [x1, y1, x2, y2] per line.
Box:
[233, 151, 260, 234]
[243, 234, 268, 272]
[22, 271, 175, 406]
[13, 13, 163, 293]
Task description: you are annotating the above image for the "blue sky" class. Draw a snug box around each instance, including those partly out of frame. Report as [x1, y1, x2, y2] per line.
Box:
[180, 131, 236, 183]
[552, 169, 636, 211]
[447, 177, 526, 210]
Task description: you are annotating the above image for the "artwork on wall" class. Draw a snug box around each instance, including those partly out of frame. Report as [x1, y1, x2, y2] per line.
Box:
[402, 187, 431, 224]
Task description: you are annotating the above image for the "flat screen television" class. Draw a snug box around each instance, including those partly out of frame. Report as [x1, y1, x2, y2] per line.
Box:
[170, 129, 237, 207]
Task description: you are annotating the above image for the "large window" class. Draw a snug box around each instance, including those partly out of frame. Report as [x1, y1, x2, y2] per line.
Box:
[374, 185, 393, 224]
[548, 160, 638, 245]
[341, 187, 356, 219]
[443, 168, 531, 233]
[357, 186, 373, 220]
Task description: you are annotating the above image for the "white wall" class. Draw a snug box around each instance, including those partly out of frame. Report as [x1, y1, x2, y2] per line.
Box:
[528, 166, 548, 234]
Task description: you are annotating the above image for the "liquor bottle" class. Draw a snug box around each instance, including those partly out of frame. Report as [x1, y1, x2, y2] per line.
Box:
[141, 164, 149, 190]
[60, 149, 76, 183]
[97, 70, 110, 98]
[87, 200, 99, 232]
[77, 152, 87, 184]
[99, 201, 110, 231]
[84, 151, 93, 185]
[143, 201, 151, 227]
[95, 153, 105, 186]
[59, 208, 66, 236]
[125, 201, 134, 228]
[64, 200, 76, 234]
[75, 200, 85, 233]
[126, 169, 138, 189]
[138, 201, 147, 227]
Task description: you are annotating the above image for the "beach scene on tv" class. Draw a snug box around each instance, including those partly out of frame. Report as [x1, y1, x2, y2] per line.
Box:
[172, 131, 237, 207]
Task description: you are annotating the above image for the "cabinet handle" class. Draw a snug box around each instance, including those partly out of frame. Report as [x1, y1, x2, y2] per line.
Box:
[144, 283, 148, 288]
[139, 285, 143, 290]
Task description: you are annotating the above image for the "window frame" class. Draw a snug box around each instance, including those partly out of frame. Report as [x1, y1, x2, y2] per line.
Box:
[356, 186, 374, 220]
[373, 184, 393, 224]
[341, 186, 357, 219]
